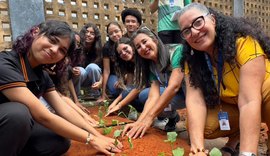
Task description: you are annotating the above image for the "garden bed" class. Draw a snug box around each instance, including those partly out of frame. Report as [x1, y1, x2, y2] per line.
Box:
[65, 105, 190, 156]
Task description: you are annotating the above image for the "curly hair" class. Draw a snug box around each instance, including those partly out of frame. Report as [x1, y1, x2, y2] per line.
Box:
[79, 22, 102, 66]
[12, 20, 76, 79]
[180, 3, 270, 107]
[131, 27, 169, 89]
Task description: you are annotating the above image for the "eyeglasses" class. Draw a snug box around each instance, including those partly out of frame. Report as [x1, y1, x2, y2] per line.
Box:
[180, 13, 209, 39]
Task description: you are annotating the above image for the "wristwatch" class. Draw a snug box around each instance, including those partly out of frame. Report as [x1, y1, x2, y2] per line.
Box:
[239, 152, 256, 156]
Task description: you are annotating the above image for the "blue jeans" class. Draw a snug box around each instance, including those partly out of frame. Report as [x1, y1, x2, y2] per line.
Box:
[138, 86, 186, 118]
[73, 63, 101, 95]
[121, 86, 149, 112]
[106, 74, 121, 98]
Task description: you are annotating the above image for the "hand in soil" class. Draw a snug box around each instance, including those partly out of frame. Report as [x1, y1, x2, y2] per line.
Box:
[91, 134, 123, 155]
[122, 118, 152, 139]
[106, 104, 121, 117]
[83, 115, 99, 127]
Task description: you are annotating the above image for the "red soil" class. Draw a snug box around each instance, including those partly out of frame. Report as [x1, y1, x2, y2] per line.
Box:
[65, 106, 190, 156]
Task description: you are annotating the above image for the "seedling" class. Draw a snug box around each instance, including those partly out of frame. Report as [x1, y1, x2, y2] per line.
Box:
[98, 106, 106, 127]
[103, 100, 110, 113]
[103, 126, 113, 135]
[113, 129, 123, 146]
[128, 137, 133, 149]
[112, 119, 119, 126]
[164, 132, 177, 149]
[164, 132, 184, 156]
[209, 147, 222, 156]
[172, 147, 184, 156]
[158, 152, 165, 156]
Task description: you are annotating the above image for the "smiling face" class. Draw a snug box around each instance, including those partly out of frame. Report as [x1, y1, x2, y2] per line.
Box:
[29, 32, 70, 67]
[108, 24, 122, 43]
[133, 33, 158, 62]
[117, 43, 134, 61]
[85, 27, 95, 44]
[124, 15, 140, 34]
[179, 8, 216, 53]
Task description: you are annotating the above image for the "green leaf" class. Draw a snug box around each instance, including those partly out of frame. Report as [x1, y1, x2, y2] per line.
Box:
[172, 147, 184, 156]
[99, 119, 105, 127]
[112, 119, 119, 126]
[98, 106, 103, 119]
[209, 147, 222, 156]
[164, 132, 178, 143]
[128, 137, 133, 149]
[103, 127, 112, 135]
[158, 152, 165, 156]
[113, 129, 122, 138]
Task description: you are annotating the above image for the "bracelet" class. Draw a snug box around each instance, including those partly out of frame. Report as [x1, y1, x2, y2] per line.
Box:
[189, 148, 209, 156]
[85, 132, 91, 145]
[239, 152, 256, 156]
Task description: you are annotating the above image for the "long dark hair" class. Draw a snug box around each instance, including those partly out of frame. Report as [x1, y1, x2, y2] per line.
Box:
[12, 20, 76, 78]
[79, 22, 102, 65]
[180, 4, 270, 107]
[131, 27, 169, 89]
[102, 22, 123, 61]
[114, 37, 135, 88]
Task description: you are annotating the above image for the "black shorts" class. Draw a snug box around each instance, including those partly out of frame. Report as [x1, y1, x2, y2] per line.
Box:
[158, 30, 183, 44]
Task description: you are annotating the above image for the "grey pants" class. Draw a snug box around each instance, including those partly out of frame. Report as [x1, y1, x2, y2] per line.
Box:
[0, 102, 70, 156]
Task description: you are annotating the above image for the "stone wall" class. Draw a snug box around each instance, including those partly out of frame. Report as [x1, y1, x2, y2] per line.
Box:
[0, 0, 270, 51]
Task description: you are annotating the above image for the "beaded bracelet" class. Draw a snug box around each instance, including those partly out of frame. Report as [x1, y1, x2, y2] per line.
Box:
[189, 148, 209, 156]
[85, 132, 91, 145]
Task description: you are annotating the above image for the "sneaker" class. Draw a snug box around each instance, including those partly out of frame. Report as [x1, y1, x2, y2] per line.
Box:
[88, 89, 101, 99]
[128, 111, 138, 121]
[153, 118, 169, 130]
[164, 114, 180, 132]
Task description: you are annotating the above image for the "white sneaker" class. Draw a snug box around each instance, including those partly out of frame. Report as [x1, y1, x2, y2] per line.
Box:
[152, 118, 169, 130]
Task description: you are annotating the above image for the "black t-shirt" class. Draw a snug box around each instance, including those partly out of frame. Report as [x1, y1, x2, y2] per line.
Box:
[102, 42, 116, 74]
[0, 50, 55, 103]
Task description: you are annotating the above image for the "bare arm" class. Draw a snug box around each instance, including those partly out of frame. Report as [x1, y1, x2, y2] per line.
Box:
[184, 75, 207, 151]
[238, 56, 265, 153]
[149, 0, 159, 13]
[99, 58, 110, 101]
[68, 79, 79, 103]
[3, 87, 123, 154]
[148, 68, 184, 119]
[3, 87, 91, 142]
[44, 90, 100, 136]
[122, 81, 160, 138]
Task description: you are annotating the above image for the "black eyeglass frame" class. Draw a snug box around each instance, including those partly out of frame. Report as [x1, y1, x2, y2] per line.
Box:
[180, 13, 210, 39]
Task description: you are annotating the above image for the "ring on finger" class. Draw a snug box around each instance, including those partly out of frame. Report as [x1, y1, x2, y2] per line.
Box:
[109, 147, 113, 152]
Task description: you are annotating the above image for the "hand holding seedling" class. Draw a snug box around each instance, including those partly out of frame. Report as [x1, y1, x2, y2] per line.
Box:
[90, 134, 123, 155]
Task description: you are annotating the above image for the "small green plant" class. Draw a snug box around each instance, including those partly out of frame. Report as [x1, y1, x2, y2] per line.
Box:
[157, 152, 165, 156]
[128, 137, 133, 149]
[103, 126, 113, 135]
[113, 129, 123, 146]
[172, 148, 184, 156]
[103, 100, 110, 113]
[164, 132, 184, 156]
[209, 147, 222, 156]
[98, 106, 106, 127]
[111, 119, 119, 126]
